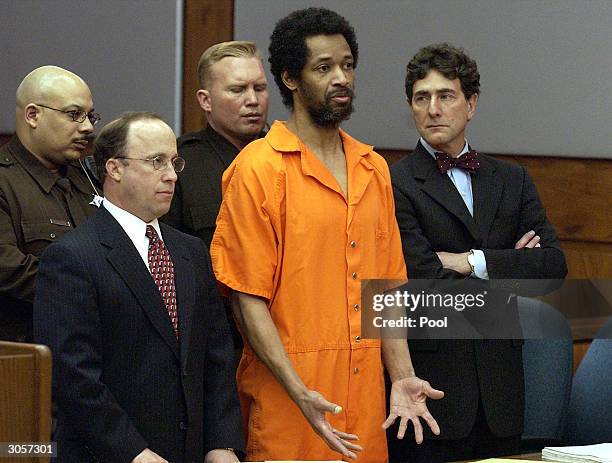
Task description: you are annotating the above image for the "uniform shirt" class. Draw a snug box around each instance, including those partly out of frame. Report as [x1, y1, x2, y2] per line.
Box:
[211, 121, 406, 462]
[164, 125, 240, 250]
[0, 136, 98, 341]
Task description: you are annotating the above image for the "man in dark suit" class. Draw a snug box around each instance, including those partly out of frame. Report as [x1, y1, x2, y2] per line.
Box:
[34, 112, 243, 463]
[388, 43, 567, 462]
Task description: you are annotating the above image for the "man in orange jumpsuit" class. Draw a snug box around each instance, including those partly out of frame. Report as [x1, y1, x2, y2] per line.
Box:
[211, 7, 444, 462]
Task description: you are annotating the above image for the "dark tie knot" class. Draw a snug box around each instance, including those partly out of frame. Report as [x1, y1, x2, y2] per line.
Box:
[435, 150, 480, 174]
[56, 177, 72, 195]
[145, 225, 159, 242]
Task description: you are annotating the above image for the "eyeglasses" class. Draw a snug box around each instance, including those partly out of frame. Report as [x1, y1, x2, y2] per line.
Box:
[115, 155, 185, 173]
[36, 103, 101, 126]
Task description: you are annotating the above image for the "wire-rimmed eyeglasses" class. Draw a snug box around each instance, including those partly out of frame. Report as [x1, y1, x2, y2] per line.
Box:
[36, 103, 101, 126]
[115, 155, 186, 173]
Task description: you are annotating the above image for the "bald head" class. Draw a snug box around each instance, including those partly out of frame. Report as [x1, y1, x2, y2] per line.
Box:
[15, 66, 95, 171]
[16, 66, 89, 114]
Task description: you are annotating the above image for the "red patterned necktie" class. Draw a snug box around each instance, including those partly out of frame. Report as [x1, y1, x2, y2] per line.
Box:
[435, 150, 480, 174]
[146, 225, 178, 338]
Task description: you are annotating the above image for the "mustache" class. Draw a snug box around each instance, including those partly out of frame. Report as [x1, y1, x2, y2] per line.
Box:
[327, 87, 355, 99]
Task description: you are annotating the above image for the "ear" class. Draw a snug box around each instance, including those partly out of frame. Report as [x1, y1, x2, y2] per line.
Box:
[105, 158, 123, 182]
[466, 93, 478, 121]
[24, 104, 40, 128]
[281, 70, 299, 92]
[196, 89, 211, 112]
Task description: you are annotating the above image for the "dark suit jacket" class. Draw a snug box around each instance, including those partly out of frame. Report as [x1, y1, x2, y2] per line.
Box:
[390, 142, 567, 441]
[33, 206, 243, 462]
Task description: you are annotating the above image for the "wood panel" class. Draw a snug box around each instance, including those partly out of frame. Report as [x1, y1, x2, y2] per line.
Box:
[501, 155, 612, 245]
[182, 0, 234, 135]
[0, 342, 52, 463]
[573, 340, 591, 375]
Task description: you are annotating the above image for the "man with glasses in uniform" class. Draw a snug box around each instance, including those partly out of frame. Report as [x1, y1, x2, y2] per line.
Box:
[0, 65, 101, 342]
[34, 112, 243, 463]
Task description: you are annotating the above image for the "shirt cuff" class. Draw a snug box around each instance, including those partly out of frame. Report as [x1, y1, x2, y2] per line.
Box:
[472, 249, 489, 280]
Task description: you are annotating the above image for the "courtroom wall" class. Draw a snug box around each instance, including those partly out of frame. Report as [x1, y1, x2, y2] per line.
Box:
[0, 0, 183, 134]
[235, 0, 612, 159]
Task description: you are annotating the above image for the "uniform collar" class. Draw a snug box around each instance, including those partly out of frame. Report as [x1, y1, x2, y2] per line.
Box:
[8, 135, 94, 195]
[265, 120, 373, 158]
[204, 124, 240, 155]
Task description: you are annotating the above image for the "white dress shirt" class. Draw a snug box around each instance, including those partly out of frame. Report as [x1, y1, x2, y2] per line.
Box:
[102, 198, 163, 272]
[420, 138, 489, 279]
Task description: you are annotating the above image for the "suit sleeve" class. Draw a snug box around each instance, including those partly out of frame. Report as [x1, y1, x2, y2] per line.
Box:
[200, 240, 245, 454]
[33, 241, 148, 462]
[482, 167, 567, 279]
[393, 183, 464, 279]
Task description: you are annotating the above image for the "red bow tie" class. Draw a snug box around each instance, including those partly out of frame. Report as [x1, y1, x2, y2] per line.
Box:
[435, 150, 480, 174]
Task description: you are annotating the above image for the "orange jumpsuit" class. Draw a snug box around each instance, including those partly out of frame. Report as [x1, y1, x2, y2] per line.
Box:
[211, 121, 406, 462]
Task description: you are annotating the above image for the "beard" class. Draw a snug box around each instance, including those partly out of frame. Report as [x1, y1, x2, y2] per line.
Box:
[299, 82, 355, 128]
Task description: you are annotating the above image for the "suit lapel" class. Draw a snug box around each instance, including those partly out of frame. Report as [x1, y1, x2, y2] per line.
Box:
[471, 155, 503, 246]
[96, 207, 180, 362]
[162, 225, 195, 372]
[412, 144, 481, 241]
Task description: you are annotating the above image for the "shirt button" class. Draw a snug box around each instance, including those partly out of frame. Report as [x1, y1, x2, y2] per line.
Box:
[355, 335, 361, 342]
[49, 233, 56, 239]
[354, 367, 360, 374]
[353, 303, 360, 311]
[351, 272, 357, 279]
[350, 240, 357, 248]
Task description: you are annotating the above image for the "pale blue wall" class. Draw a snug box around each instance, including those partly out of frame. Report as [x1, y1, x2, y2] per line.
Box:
[0, 0, 182, 134]
[235, 0, 612, 158]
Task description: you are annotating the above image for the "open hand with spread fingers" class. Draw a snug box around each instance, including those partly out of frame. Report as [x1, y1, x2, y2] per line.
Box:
[382, 376, 445, 444]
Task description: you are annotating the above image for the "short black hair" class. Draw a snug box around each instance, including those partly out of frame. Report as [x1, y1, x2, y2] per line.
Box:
[93, 111, 162, 183]
[269, 7, 358, 109]
[405, 43, 480, 102]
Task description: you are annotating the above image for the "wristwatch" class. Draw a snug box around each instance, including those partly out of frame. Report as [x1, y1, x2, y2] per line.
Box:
[467, 250, 476, 275]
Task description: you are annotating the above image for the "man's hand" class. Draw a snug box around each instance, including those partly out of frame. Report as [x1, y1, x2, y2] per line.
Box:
[515, 230, 541, 249]
[296, 389, 363, 460]
[437, 230, 541, 275]
[382, 376, 445, 444]
[131, 448, 167, 463]
[204, 449, 240, 463]
[436, 251, 471, 275]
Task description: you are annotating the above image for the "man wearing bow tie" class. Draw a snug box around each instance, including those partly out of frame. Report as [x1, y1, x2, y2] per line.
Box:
[389, 43, 567, 462]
